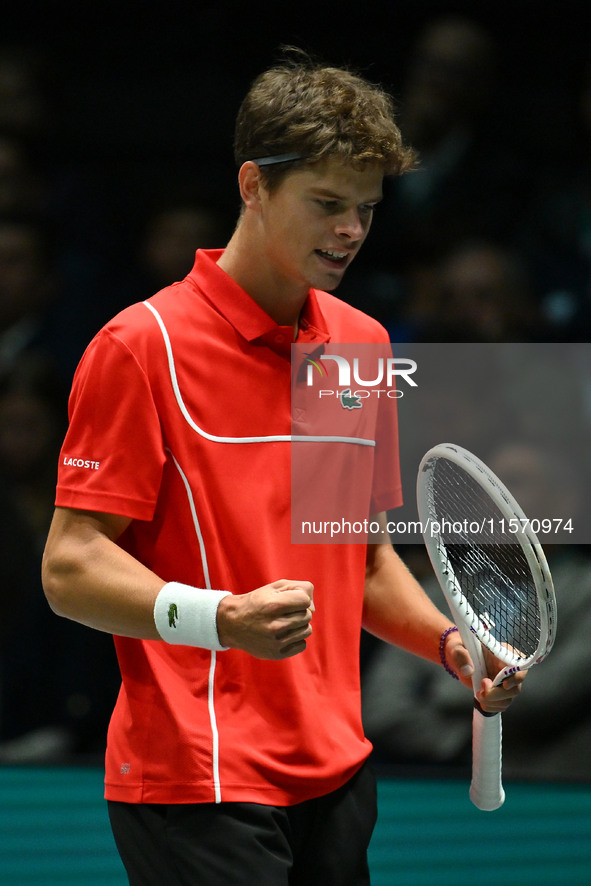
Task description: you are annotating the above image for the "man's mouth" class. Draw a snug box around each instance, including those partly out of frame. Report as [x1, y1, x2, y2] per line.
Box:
[315, 248, 349, 267]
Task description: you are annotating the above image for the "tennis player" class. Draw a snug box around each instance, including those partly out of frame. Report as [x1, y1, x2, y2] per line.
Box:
[42, 50, 524, 885]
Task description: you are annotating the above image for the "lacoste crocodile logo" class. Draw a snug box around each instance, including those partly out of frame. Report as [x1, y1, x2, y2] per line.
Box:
[340, 388, 362, 410]
[168, 603, 178, 628]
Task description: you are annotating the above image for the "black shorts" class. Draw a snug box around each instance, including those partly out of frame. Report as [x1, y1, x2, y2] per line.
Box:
[108, 761, 377, 886]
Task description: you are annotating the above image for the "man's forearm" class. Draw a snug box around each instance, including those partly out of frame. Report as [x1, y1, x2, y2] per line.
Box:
[42, 507, 165, 639]
[362, 541, 452, 663]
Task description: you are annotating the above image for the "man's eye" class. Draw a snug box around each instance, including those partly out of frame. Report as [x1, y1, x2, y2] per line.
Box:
[359, 204, 376, 215]
[317, 200, 340, 212]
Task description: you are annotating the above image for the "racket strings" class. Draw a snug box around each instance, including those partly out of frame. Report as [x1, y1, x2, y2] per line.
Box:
[428, 460, 541, 660]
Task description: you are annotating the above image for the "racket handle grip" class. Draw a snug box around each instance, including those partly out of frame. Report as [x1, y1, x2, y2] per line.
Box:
[469, 704, 506, 811]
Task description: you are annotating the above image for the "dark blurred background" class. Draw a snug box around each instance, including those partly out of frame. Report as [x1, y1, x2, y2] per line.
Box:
[1, 0, 590, 779]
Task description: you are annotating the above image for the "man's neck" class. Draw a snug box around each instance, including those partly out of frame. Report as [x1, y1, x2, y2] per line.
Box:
[217, 228, 308, 331]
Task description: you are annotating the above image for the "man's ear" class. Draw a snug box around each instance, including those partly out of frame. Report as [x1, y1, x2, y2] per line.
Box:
[238, 161, 263, 211]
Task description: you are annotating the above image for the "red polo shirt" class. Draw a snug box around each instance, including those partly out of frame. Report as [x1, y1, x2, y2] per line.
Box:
[56, 249, 402, 805]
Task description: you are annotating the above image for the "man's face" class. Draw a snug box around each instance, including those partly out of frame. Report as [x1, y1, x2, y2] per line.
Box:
[257, 157, 384, 294]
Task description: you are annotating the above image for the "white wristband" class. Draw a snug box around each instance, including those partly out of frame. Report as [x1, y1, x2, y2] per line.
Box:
[153, 582, 231, 650]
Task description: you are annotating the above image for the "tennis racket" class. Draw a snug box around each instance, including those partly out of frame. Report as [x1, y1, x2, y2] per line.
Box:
[416, 443, 557, 811]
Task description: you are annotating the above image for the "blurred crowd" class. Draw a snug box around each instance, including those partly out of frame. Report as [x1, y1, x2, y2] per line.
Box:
[1, 15, 590, 780]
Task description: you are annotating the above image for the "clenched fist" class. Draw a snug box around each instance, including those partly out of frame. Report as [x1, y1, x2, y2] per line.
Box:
[216, 579, 315, 660]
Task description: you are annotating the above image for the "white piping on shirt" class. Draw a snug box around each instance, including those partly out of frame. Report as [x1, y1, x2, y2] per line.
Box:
[168, 448, 224, 804]
[142, 300, 375, 447]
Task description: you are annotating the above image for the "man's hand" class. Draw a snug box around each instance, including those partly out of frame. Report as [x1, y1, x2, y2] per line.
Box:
[216, 579, 315, 660]
[477, 646, 526, 713]
[446, 634, 526, 713]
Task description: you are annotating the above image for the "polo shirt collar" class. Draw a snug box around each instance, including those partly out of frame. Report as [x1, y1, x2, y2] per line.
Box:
[188, 249, 331, 350]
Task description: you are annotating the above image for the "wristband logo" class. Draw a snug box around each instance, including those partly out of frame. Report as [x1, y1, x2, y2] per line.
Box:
[168, 602, 178, 628]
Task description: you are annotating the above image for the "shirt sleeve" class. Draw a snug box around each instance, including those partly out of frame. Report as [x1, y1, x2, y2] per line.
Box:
[55, 328, 166, 520]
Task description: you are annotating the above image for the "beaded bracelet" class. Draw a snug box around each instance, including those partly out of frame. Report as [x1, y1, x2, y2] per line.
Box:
[439, 625, 460, 680]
